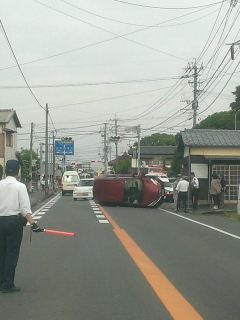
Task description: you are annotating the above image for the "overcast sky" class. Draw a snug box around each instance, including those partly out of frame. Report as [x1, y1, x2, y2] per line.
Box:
[1, 0, 240, 163]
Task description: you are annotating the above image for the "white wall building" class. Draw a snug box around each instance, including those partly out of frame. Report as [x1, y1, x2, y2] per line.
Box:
[0, 109, 21, 172]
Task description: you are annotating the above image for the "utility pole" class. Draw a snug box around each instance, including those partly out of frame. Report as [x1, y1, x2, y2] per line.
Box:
[52, 132, 56, 191]
[103, 123, 108, 174]
[137, 124, 141, 175]
[45, 103, 49, 196]
[29, 122, 34, 193]
[186, 60, 203, 127]
[114, 116, 118, 166]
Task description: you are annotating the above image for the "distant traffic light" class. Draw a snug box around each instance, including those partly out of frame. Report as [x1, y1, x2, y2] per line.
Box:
[91, 160, 98, 163]
[61, 137, 72, 142]
[109, 136, 120, 142]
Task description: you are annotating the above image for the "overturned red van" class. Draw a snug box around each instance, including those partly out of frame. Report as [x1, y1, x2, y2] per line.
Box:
[93, 173, 164, 208]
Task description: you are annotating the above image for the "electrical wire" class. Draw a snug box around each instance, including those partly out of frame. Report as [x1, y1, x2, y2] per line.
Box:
[60, 0, 223, 28]
[197, 0, 226, 62]
[0, 76, 181, 89]
[0, 20, 45, 111]
[110, 0, 226, 10]
[31, 0, 189, 63]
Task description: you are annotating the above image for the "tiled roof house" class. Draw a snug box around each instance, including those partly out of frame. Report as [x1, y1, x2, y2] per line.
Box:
[179, 129, 240, 203]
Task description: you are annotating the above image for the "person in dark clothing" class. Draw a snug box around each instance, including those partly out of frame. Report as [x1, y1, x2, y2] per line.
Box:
[219, 173, 226, 208]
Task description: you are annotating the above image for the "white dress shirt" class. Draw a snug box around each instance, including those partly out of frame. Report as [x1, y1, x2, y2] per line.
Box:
[176, 180, 189, 192]
[0, 176, 32, 217]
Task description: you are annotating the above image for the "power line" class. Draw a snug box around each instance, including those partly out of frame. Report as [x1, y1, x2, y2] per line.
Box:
[110, 0, 226, 10]
[0, 76, 181, 89]
[0, 20, 45, 111]
[60, 0, 223, 28]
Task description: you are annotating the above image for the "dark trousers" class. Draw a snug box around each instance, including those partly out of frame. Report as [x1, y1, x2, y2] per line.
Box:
[212, 194, 220, 207]
[192, 188, 199, 210]
[177, 192, 188, 211]
[0, 216, 23, 289]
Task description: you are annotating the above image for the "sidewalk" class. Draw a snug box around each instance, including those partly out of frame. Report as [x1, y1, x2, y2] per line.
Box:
[28, 190, 57, 208]
[190, 203, 237, 214]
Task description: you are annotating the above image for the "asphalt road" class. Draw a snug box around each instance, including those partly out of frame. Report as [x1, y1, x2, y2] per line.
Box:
[1, 196, 240, 320]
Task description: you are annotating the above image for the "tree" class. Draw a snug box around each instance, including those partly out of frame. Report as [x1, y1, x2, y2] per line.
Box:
[19, 148, 38, 182]
[193, 110, 238, 130]
[114, 158, 131, 174]
[230, 85, 240, 112]
[139, 133, 177, 146]
[170, 149, 183, 176]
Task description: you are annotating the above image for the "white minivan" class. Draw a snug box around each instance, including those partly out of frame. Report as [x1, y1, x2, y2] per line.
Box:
[61, 171, 80, 195]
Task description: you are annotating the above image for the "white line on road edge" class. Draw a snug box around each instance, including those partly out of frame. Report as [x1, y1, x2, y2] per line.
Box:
[32, 194, 60, 217]
[160, 208, 240, 240]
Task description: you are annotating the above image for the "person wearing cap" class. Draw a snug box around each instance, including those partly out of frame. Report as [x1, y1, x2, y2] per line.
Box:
[190, 172, 199, 211]
[0, 159, 42, 293]
[172, 174, 181, 212]
[176, 176, 189, 213]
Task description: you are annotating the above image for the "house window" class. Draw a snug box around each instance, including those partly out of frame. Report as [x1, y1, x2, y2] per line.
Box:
[6, 132, 13, 147]
[212, 165, 240, 201]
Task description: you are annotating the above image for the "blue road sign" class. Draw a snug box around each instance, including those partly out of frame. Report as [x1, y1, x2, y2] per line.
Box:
[55, 140, 74, 155]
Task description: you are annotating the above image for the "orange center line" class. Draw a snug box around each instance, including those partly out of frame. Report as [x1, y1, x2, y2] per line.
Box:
[99, 205, 204, 320]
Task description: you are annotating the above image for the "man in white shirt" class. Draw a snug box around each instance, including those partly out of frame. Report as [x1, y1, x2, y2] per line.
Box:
[190, 172, 199, 211]
[176, 176, 189, 213]
[0, 159, 42, 293]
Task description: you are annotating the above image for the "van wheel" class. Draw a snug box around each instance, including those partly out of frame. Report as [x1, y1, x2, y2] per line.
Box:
[74, 198, 77, 201]
[62, 191, 65, 196]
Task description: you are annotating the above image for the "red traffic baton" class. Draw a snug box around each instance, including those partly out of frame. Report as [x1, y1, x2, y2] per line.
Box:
[43, 229, 75, 236]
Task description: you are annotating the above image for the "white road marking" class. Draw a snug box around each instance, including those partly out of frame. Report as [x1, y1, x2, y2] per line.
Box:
[32, 194, 60, 217]
[96, 215, 105, 218]
[32, 216, 42, 219]
[37, 212, 46, 215]
[99, 220, 109, 223]
[160, 208, 240, 240]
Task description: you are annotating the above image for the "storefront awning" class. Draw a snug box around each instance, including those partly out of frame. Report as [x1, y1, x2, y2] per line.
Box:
[204, 155, 240, 161]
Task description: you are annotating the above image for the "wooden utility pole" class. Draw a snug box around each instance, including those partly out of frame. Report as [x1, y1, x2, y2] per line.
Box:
[45, 103, 49, 196]
[29, 122, 34, 192]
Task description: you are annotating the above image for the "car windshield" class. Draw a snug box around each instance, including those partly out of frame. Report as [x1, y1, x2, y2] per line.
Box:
[79, 180, 94, 186]
[63, 175, 79, 182]
[163, 182, 172, 188]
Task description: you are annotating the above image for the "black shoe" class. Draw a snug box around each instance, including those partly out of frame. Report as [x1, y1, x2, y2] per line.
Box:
[1, 286, 21, 293]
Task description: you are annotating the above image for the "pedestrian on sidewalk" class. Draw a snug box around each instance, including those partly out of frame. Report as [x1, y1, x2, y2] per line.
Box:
[0, 159, 42, 294]
[190, 172, 199, 211]
[219, 173, 226, 208]
[210, 174, 221, 210]
[173, 174, 181, 212]
[176, 176, 189, 213]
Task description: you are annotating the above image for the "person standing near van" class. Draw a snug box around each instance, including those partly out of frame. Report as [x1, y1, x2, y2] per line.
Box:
[173, 174, 181, 212]
[0, 160, 42, 293]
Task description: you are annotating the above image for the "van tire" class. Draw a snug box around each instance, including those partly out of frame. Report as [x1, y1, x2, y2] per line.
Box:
[62, 190, 65, 196]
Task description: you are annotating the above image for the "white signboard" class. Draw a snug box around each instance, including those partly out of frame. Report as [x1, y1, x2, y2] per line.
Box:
[191, 164, 208, 179]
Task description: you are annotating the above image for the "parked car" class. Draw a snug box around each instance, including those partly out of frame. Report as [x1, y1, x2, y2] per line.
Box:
[93, 173, 164, 208]
[168, 177, 176, 187]
[163, 181, 173, 202]
[73, 178, 95, 201]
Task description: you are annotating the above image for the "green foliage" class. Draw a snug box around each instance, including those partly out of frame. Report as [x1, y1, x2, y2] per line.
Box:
[114, 158, 131, 174]
[194, 111, 238, 130]
[139, 133, 177, 146]
[170, 150, 183, 176]
[0, 164, 3, 180]
[230, 85, 240, 112]
[19, 149, 38, 181]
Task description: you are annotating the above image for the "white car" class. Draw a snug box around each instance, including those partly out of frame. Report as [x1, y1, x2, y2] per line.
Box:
[73, 178, 95, 201]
